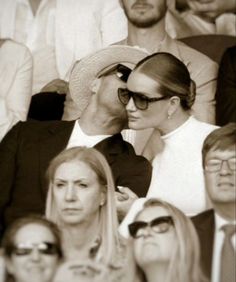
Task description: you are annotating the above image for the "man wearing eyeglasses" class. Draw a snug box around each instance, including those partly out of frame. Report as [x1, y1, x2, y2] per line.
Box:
[0, 46, 152, 241]
[192, 123, 236, 282]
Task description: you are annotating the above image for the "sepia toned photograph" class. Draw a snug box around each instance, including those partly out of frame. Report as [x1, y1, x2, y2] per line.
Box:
[0, 0, 235, 281]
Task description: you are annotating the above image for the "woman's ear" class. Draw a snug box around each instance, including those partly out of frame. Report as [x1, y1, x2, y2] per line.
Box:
[5, 257, 14, 275]
[90, 78, 102, 94]
[167, 96, 181, 118]
[100, 190, 106, 206]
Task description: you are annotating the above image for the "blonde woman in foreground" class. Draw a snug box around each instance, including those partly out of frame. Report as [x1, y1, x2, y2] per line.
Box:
[120, 198, 208, 282]
[46, 146, 130, 282]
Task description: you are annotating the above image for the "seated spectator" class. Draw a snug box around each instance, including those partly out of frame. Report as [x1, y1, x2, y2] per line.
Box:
[0, 0, 127, 94]
[116, 0, 218, 155]
[0, 46, 152, 241]
[119, 198, 207, 282]
[46, 147, 129, 282]
[192, 123, 236, 281]
[120, 52, 218, 215]
[1, 215, 63, 282]
[167, 0, 236, 38]
[216, 46, 236, 126]
[0, 39, 32, 141]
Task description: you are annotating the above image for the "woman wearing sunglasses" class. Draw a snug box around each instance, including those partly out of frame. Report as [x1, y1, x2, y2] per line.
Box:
[2, 215, 63, 282]
[120, 198, 208, 282]
[118, 52, 217, 216]
[45, 146, 128, 282]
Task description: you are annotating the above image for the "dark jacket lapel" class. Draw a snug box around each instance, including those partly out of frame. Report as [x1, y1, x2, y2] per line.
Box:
[39, 120, 75, 195]
[192, 209, 215, 279]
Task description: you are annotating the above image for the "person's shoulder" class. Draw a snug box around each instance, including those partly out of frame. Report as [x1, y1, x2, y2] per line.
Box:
[191, 117, 219, 135]
[110, 134, 152, 167]
[191, 209, 214, 225]
[11, 120, 74, 134]
[174, 38, 218, 68]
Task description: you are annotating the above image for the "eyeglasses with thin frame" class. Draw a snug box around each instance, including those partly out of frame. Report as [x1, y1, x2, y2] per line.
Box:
[97, 64, 131, 83]
[12, 241, 60, 256]
[118, 87, 169, 110]
[128, 216, 174, 239]
[205, 157, 236, 172]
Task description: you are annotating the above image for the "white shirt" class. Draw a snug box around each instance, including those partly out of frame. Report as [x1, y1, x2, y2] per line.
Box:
[0, 40, 32, 141]
[147, 116, 217, 216]
[66, 120, 111, 149]
[0, 0, 128, 93]
[212, 213, 236, 282]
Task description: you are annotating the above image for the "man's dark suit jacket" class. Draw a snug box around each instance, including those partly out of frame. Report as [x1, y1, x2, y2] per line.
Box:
[192, 209, 215, 280]
[216, 46, 236, 126]
[0, 120, 152, 239]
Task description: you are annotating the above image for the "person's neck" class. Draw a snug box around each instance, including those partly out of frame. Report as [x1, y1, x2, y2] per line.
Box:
[157, 111, 190, 136]
[214, 203, 236, 222]
[61, 213, 100, 260]
[143, 262, 169, 282]
[79, 106, 126, 136]
[127, 18, 166, 53]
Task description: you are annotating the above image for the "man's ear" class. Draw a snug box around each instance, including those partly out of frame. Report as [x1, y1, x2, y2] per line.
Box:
[90, 78, 102, 94]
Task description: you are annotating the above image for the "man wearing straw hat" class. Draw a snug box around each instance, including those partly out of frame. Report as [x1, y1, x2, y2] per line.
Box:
[0, 45, 152, 240]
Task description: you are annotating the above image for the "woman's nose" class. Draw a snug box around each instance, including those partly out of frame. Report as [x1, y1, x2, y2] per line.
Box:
[65, 184, 77, 201]
[126, 97, 136, 112]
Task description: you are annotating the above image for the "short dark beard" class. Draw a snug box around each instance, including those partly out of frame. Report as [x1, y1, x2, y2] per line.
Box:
[127, 15, 161, 28]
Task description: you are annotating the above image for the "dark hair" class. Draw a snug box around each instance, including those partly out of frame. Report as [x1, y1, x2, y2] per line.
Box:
[2, 215, 63, 259]
[134, 52, 196, 110]
[202, 123, 236, 166]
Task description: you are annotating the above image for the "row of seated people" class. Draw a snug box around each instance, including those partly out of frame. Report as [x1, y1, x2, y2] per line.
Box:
[1, 0, 236, 142]
[0, 0, 235, 94]
[0, 123, 235, 282]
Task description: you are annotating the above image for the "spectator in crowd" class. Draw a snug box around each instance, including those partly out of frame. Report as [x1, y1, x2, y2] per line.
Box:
[0, 45, 152, 241]
[167, 0, 236, 38]
[0, 39, 33, 141]
[0, 0, 127, 94]
[119, 198, 207, 282]
[120, 52, 217, 215]
[117, 0, 218, 155]
[2, 215, 63, 282]
[192, 123, 236, 281]
[216, 46, 236, 126]
[46, 147, 129, 282]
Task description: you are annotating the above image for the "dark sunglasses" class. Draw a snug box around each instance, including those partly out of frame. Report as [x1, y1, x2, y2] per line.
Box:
[128, 216, 174, 239]
[118, 87, 169, 110]
[12, 241, 60, 256]
[98, 64, 132, 83]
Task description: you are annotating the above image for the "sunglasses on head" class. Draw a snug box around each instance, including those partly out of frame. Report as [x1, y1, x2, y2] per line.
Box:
[118, 88, 169, 110]
[128, 216, 174, 239]
[97, 64, 132, 82]
[12, 241, 59, 256]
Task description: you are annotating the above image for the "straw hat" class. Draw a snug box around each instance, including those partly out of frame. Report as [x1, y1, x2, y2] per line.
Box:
[69, 45, 149, 117]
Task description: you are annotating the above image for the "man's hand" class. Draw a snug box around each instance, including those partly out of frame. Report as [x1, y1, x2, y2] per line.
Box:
[115, 186, 138, 221]
[186, 0, 236, 19]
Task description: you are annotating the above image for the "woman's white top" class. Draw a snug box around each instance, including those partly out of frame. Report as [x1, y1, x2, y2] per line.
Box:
[147, 116, 218, 216]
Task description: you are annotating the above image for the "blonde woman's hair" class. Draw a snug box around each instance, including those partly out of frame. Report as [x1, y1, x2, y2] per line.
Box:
[130, 198, 208, 282]
[45, 146, 120, 266]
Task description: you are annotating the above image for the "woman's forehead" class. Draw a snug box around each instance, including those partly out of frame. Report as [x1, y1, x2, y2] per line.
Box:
[136, 206, 169, 221]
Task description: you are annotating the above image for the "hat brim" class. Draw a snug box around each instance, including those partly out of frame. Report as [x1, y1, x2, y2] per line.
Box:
[69, 45, 149, 117]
